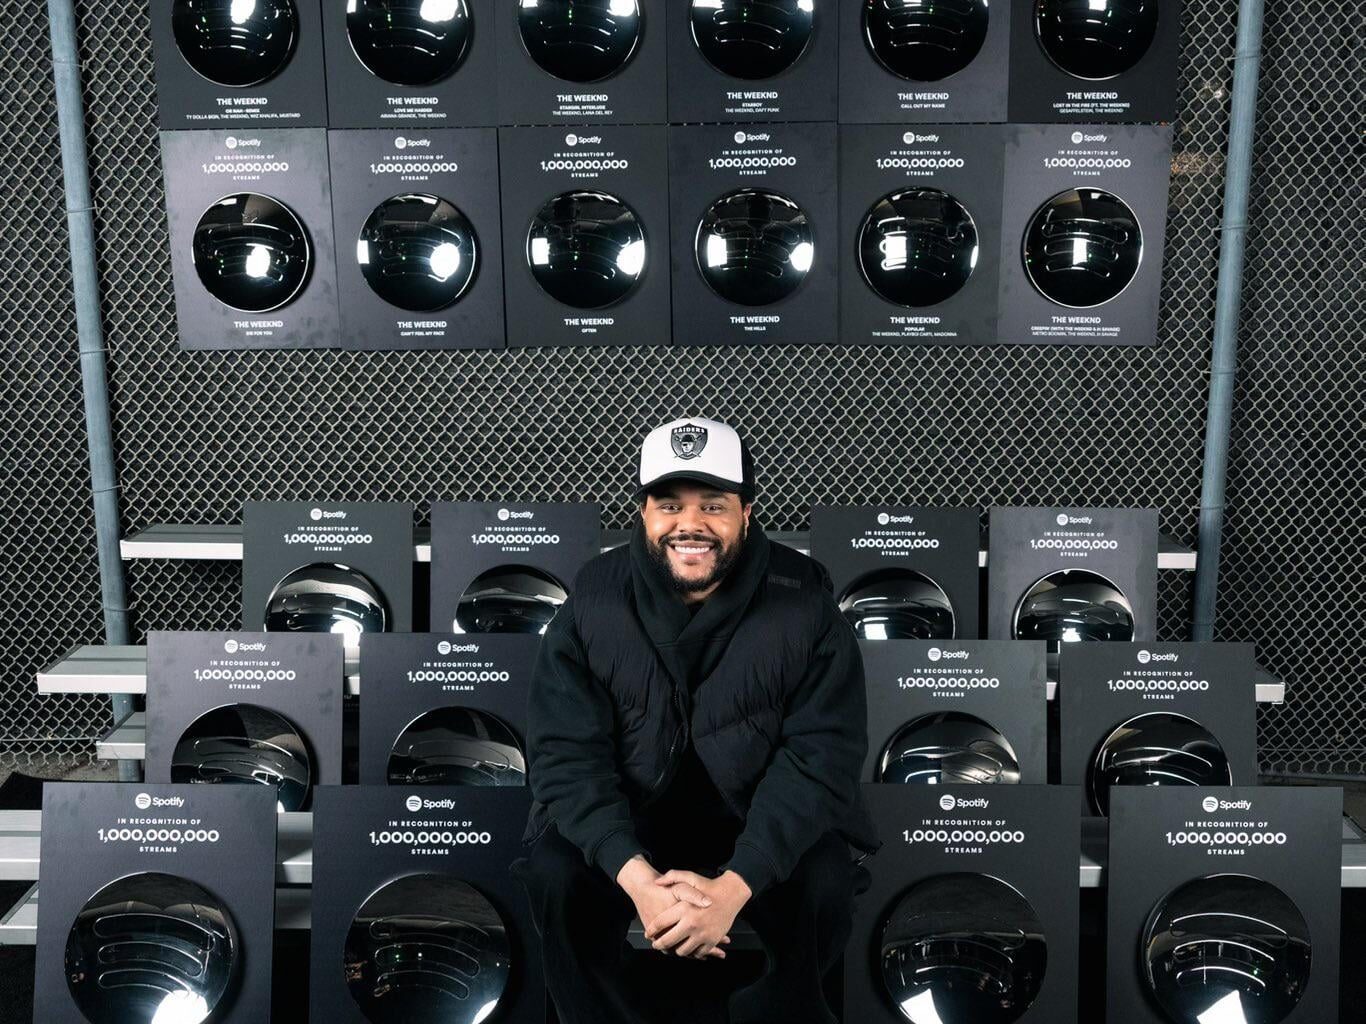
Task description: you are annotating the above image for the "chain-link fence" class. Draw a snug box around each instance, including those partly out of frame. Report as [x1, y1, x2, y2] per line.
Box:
[0, 1, 109, 765]
[1, 0, 1360, 772]
[1217, 0, 1366, 774]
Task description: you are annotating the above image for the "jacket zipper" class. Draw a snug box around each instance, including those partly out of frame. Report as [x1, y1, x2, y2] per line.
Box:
[644, 688, 687, 805]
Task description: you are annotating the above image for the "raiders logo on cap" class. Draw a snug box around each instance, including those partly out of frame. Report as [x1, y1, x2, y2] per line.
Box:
[638, 417, 755, 500]
[671, 424, 708, 460]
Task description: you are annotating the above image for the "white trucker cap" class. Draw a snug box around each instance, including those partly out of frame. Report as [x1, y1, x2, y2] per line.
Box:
[637, 417, 755, 501]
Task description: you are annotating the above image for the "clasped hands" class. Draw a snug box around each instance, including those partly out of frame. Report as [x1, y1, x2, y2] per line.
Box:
[617, 854, 752, 961]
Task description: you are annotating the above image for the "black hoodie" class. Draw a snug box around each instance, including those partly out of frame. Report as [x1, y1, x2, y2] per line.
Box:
[522, 519, 881, 895]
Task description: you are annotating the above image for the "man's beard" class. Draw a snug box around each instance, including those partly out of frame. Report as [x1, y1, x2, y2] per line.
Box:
[647, 527, 746, 594]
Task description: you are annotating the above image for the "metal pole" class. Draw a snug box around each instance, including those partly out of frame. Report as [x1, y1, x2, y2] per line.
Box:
[47, 0, 138, 779]
[1192, 0, 1267, 641]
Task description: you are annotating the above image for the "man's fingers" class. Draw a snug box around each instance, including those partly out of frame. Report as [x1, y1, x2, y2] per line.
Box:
[642, 901, 686, 939]
[654, 869, 707, 889]
[701, 945, 726, 960]
[675, 935, 706, 958]
[668, 882, 712, 907]
[651, 921, 692, 951]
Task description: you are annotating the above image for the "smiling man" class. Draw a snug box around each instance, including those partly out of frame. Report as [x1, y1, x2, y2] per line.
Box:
[513, 417, 879, 1024]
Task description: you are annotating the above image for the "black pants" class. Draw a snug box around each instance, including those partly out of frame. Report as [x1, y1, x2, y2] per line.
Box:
[512, 824, 858, 1024]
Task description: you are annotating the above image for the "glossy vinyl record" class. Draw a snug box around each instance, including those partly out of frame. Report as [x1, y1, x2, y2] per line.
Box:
[264, 562, 389, 640]
[689, 0, 815, 80]
[171, 0, 299, 87]
[879, 712, 1021, 785]
[526, 190, 647, 309]
[1023, 188, 1143, 309]
[171, 703, 313, 812]
[347, 0, 472, 86]
[695, 188, 814, 306]
[518, 0, 642, 83]
[1089, 712, 1233, 816]
[345, 874, 512, 1024]
[838, 568, 956, 640]
[192, 192, 311, 313]
[66, 872, 238, 1024]
[881, 873, 1047, 1024]
[358, 193, 478, 312]
[454, 565, 568, 634]
[1012, 569, 1134, 645]
[1035, 0, 1159, 80]
[862, 0, 990, 82]
[857, 188, 978, 308]
[1143, 874, 1311, 1024]
[388, 707, 528, 786]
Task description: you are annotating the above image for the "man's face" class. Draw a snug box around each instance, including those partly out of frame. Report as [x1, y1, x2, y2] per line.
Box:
[642, 483, 752, 598]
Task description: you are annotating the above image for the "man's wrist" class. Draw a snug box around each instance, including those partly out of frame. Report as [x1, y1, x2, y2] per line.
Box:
[716, 869, 752, 906]
[616, 853, 657, 894]
[722, 842, 778, 898]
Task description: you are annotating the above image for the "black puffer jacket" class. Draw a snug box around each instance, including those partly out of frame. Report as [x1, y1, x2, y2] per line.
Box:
[523, 519, 881, 895]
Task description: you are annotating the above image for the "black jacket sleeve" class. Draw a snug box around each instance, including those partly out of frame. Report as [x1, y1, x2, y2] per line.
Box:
[722, 610, 868, 896]
[525, 597, 646, 881]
